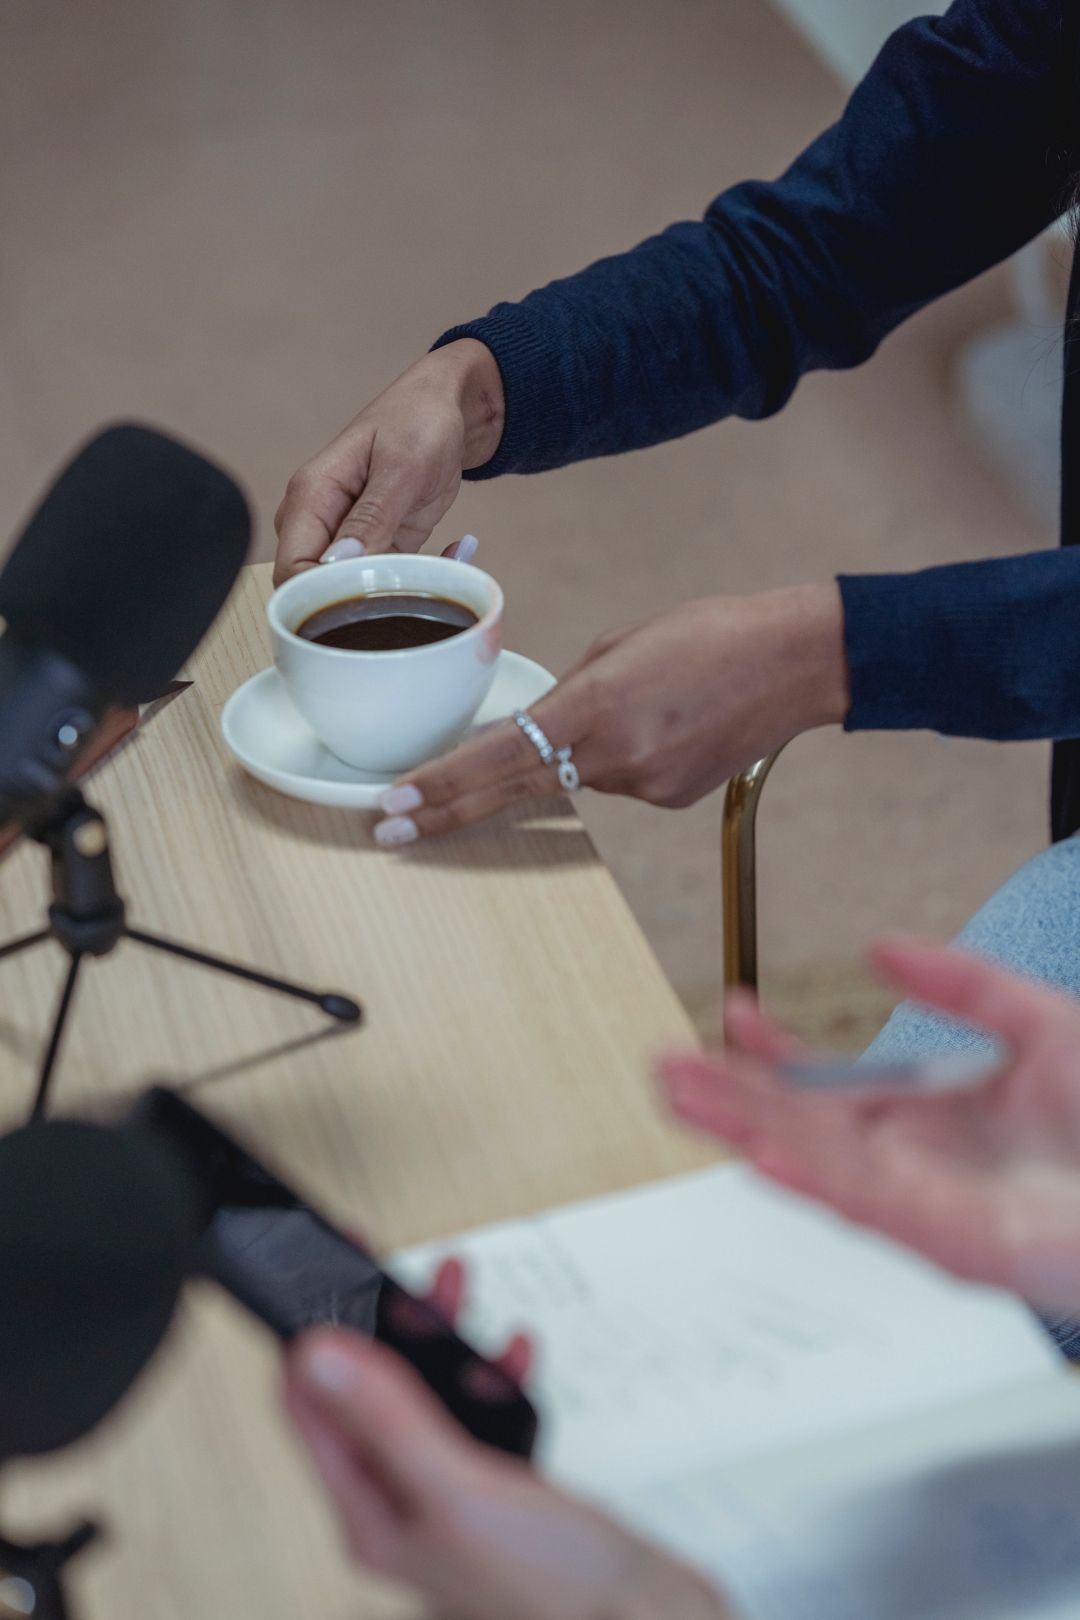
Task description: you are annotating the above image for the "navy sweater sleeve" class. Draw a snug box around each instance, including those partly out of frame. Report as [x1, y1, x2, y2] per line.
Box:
[436, 0, 1071, 477]
[839, 552, 1080, 740]
[433, 0, 1080, 746]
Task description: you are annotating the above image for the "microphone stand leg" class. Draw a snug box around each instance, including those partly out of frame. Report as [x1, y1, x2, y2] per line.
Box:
[124, 927, 362, 1024]
[30, 954, 83, 1122]
[0, 928, 50, 965]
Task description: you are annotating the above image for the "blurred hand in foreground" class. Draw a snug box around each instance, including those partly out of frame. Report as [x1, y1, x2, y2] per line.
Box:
[285, 1258, 730, 1619]
[660, 939, 1080, 1314]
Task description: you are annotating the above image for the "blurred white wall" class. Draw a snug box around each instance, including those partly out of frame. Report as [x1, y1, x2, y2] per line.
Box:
[770, 0, 944, 83]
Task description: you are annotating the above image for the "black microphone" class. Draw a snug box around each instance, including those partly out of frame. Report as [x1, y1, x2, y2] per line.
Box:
[0, 424, 250, 822]
[0, 1119, 202, 1459]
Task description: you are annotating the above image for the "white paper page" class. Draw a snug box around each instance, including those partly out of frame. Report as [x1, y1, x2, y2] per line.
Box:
[609, 1376, 1080, 1620]
[393, 1164, 1061, 1492]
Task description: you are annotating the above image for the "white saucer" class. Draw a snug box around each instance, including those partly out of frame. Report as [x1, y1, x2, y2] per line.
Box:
[221, 651, 557, 809]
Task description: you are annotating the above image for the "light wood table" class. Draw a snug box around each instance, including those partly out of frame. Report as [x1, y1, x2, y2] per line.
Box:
[0, 564, 716, 1619]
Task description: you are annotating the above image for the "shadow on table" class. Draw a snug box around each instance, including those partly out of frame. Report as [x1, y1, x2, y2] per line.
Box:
[159, 1020, 357, 1094]
[0, 1020, 356, 1123]
[233, 775, 597, 871]
[410, 801, 597, 872]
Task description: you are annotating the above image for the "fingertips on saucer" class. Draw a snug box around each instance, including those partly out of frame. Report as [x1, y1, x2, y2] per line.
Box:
[374, 816, 418, 847]
[380, 784, 424, 815]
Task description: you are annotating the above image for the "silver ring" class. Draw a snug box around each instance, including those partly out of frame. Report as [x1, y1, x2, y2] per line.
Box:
[513, 708, 555, 763]
[555, 746, 581, 793]
[513, 709, 580, 791]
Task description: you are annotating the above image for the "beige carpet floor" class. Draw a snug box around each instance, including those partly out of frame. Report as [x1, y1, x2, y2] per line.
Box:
[0, 0, 1056, 1049]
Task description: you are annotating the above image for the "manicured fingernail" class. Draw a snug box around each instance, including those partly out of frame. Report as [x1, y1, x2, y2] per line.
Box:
[380, 783, 423, 814]
[374, 815, 418, 847]
[305, 1343, 360, 1396]
[449, 533, 479, 564]
[320, 536, 366, 564]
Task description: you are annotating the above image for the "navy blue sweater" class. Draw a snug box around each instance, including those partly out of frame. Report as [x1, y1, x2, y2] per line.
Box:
[437, 0, 1080, 839]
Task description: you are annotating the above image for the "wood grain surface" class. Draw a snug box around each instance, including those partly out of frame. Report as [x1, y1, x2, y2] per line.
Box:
[0, 564, 717, 1620]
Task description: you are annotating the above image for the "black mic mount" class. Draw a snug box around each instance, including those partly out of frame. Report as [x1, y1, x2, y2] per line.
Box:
[0, 422, 364, 1117]
[0, 782, 362, 1120]
[0, 638, 104, 826]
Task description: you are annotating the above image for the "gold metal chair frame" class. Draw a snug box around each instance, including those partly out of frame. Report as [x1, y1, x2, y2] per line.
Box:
[722, 749, 784, 993]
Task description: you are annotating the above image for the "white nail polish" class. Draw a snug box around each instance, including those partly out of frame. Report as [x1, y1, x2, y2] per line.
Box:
[374, 815, 418, 847]
[452, 533, 479, 564]
[380, 784, 423, 814]
[307, 1346, 359, 1395]
[320, 536, 366, 564]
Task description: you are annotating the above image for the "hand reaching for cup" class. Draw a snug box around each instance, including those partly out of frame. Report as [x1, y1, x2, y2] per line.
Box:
[375, 584, 848, 845]
[285, 1259, 730, 1620]
[273, 340, 505, 584]
[659, 939, 1080, 1315]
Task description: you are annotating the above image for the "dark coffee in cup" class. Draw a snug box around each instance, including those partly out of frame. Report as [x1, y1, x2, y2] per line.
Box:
[296, 592, 479, 653]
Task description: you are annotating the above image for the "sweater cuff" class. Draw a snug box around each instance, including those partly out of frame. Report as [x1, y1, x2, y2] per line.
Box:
[839, 571, 950, 732]
[432, 308, 568, 479]
[839, 553, 1080, 740]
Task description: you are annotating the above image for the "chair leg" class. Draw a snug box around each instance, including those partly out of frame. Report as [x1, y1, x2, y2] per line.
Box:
[721, 750, 784, 996]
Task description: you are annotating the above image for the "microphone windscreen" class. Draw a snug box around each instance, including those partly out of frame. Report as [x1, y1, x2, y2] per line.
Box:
[0, 424, 251, 703]
[0, 1120, 201, 1458]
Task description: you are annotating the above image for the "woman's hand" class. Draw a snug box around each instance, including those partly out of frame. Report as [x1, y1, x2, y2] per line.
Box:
[374, 583, 848, 845]
[273, 340, 505, 584]
[659, 939, 1080, 1313]
[285, 1262, 730, 1620]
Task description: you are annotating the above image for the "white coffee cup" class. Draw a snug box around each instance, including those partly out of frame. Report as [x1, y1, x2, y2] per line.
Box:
[268, 554, 504, 773]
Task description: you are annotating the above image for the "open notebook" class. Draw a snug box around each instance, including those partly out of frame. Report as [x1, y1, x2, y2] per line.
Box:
[394, 1163, 1080, 1619]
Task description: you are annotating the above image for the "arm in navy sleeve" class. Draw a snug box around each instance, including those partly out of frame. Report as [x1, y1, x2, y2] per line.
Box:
[841, 550, 1080, 740]
[435, 0, 1072, 478]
